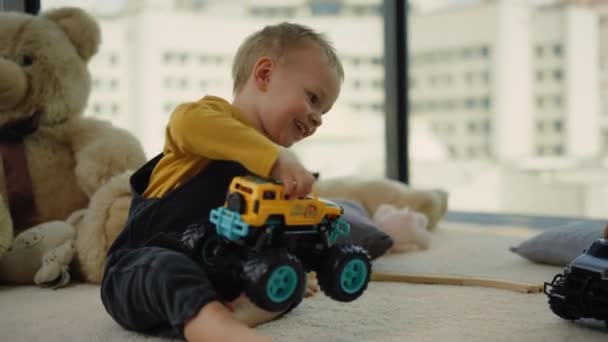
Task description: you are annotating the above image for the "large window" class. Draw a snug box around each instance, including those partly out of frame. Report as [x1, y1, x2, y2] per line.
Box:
[41, 0, 386, 180]
[408, 0, 608, 218]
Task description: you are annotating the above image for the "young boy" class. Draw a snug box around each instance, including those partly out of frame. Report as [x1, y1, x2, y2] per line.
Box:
[100, 22, 343, 342]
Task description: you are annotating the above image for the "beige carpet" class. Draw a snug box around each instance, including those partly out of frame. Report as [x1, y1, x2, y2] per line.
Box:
[2, 223, 607, 342]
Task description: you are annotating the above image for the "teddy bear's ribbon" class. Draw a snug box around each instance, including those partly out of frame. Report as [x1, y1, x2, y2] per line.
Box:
[0, 140, 39, 231]
[0, 111, 41, 141]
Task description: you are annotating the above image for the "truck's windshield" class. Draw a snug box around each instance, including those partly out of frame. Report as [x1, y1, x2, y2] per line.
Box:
[586, 241, 608, 259]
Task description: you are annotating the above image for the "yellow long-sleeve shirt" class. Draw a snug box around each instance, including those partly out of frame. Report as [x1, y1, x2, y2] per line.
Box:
[143, 96, 280, 198]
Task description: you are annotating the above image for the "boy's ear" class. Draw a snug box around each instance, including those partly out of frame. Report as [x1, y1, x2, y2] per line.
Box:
[253, 57, 273, 91]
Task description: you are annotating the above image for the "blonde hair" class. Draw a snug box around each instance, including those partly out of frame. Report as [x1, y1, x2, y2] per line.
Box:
[232, 22, 344, 94]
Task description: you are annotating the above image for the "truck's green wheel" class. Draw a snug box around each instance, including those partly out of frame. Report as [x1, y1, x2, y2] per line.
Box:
[318, 244, 371, 302]
[267, 265, 298, 303]
[243, 250, 305, 312]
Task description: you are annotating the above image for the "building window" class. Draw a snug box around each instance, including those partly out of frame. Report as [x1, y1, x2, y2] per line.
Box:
[482, 119, 491, 133]
[536, 70, 544, 82]
[553, 144, 564, 155]
[554, 119, 563, 132]
[537, 121, 544, 132]
[468, 121, 476, 133]
[462, 47, 473, 59]
[179, 53, 188, 64]
[537, 145, 545, 155]
[465, 98, 475, 109]
[109, 54, 118, 65]
[163, 52, 173, 64]
[553, 69, 563, 81]
[553, 43, 563, 57]
[447, 145, 457, 158]
[536, 96, 544, 108]
[480, 46, 490, 57]
[482, 70, 490, 84]
[481, 97, 491, 110]
[464, 72, 474, 85]
[554, 95, 562, 107]
[309, 1, 342, 16]
[468, 146, 476, 158]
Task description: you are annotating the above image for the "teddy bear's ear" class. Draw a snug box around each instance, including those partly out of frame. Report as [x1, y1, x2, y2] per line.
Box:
[43, 7, 100, 62]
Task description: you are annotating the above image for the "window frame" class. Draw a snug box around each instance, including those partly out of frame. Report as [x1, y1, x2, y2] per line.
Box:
[383, 0, 410, 183]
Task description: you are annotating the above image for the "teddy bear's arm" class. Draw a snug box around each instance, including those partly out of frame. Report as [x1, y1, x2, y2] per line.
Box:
[69, 118, 146, 196]
[0, 197, 14, 259]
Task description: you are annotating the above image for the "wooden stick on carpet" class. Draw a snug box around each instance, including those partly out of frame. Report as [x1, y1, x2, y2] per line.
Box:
[371, 272, 544, 294]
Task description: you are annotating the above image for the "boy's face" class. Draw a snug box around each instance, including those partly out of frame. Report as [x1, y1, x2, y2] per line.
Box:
[254, 44, 341, 147]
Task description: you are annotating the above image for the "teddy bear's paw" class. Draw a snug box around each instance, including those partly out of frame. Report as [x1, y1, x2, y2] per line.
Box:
[39, 266, 71, 289]
[34, 260, 72, 289]
[33, 240, 75, 287]
[34, 260, 64, 287]
[51, 239, 76, 265]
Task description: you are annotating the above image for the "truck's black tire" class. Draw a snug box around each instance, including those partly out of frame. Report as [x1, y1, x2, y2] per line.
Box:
[318, 244, 371, 302]
[548, 296, 579, 321]
[242, 250, 306, 312]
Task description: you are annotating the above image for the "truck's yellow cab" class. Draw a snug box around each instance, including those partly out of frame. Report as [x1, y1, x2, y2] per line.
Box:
[226, 175, 342, 227]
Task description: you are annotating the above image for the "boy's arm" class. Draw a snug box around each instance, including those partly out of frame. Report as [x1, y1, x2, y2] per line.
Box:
[170, 103, 279, 177]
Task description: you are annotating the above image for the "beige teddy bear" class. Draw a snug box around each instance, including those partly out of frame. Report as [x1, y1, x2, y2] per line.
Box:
[0, 7, 146, 286]
[316, 176, 448, 230]
[372, 204, 432, 253]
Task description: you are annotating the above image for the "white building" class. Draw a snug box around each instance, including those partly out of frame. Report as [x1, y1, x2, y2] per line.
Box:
[409, 0, 600, 161]
[409, 0, 606, 218]
[587, 0, 608, 154]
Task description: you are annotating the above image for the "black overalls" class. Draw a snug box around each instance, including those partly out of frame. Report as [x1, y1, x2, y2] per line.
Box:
[100, 154, 248, 338]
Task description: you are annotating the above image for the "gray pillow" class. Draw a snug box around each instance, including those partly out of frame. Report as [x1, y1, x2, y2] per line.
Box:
[331, 198, 394, 260]
[509, 225, 605, 266]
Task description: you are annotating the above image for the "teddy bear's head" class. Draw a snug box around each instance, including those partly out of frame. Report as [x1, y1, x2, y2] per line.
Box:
[0, 7, 100, 137]
[373, 204, 431, 253]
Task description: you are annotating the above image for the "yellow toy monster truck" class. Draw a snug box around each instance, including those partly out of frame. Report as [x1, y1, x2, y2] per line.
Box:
[204, 175, 371, 312]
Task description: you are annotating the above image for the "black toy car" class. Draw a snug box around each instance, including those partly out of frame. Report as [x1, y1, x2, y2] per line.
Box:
[544, 238, 608, 327]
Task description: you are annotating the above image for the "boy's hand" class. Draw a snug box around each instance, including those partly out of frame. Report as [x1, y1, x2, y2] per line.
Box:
[270, 149, 315, 199]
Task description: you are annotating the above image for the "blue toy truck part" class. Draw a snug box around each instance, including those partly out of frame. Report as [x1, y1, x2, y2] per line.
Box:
[209, 207, 249, 241]
[328, 217, 350, 244]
